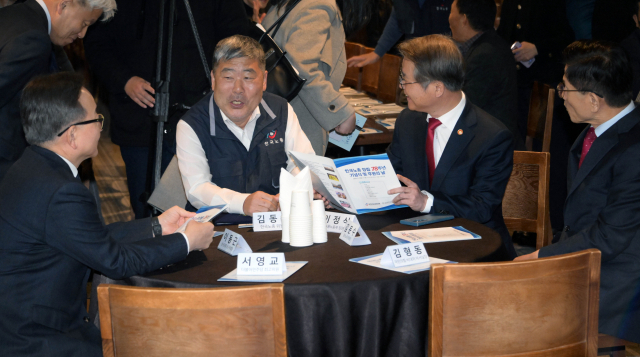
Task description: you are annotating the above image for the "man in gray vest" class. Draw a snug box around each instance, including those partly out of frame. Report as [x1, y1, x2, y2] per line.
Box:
[177, 35, 314, 215]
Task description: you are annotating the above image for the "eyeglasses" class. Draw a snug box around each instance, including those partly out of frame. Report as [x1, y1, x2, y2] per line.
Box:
[57, 114, 104, 137]
[557, 82, 603, 98]
[399, 75, 421, 89]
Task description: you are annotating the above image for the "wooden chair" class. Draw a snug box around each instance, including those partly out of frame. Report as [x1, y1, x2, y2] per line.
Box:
[503, 151, 552, 250]
[98, 284, 287, 357]
[429, 249, 601, 357]
[344, 41, 364, 90]
[526, 81, 555, 152]
[376, 53, 402, 104]
[360, 47, 381, 94]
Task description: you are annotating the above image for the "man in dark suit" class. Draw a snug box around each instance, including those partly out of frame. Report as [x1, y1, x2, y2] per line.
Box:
[449, 0, 522, 149]
[387, 35, 516, 260]
[0, 0, 115, 181]
[83, 0, 261, 218]
[516, 41, 640, 343]
[0, 73, 215, 356]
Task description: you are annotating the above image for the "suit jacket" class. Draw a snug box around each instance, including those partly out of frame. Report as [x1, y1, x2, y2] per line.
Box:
[387, 100, 516, 259]
[83, 0, 260, 148]
[497, 0, 574, 86]
[0, 0, 51, 162]
[463, 29, 522, 149]
[0, 146, 188, 356]
[539, 106, 640, 343]
[263, 0, 355, 155]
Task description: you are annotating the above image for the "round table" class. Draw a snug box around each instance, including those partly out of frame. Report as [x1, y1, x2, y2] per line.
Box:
[101, 208, 506, 357]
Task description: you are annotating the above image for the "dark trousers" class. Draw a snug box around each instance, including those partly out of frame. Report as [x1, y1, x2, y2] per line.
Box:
[119, 143, 173, 219]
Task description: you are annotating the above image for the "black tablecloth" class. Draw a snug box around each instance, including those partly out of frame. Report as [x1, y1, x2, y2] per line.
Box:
[95, 208, 506, 357]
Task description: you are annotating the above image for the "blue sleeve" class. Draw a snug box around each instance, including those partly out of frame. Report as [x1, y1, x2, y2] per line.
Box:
[374, 8, 404, 57]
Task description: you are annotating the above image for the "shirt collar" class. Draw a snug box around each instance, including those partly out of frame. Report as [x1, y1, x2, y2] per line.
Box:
[35, 0, 52, 34]
[55, 153, 78, 177]
[593, 101, 635, 137]
[457, 32, 484, 57]
[427, 92, 467, 129]
[219, 105, 261, 130]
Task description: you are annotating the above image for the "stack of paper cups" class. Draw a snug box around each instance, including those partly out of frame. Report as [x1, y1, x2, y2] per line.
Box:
[312, 200, 328, 243]
[281, 215, 290, 243]
[289, 189, 313, 247]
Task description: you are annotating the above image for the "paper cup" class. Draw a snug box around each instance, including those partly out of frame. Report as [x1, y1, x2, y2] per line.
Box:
[290, 189, 312, 216]
[281, 215, 290, 243]
[289, 214, 313, 247]
[312, 200, 328, 243]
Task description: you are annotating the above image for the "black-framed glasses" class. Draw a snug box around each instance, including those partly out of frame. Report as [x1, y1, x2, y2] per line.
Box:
[398, 75, 421, 89]
[557, 82, 603, 98]
[57, 114, 104, 137]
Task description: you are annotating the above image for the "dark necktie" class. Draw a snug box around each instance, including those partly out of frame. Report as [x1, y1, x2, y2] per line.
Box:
[426, 118, 442, 187]
[579, 127, 596, 168]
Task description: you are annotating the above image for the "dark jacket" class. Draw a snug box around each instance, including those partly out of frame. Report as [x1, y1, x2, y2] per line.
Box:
[621, 28, 640, 100]
[393, 0, 453, 38]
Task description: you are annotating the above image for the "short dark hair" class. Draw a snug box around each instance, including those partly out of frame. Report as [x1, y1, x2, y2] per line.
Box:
[563, 40, 633, 108]
[455, 0, 496, 32]
[211, 35, 265, 72]
[20, 73, 86, 145]
[397, 35, 464, 91]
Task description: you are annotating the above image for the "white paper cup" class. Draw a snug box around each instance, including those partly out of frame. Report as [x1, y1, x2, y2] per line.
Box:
[289, 214, 313, 247]
[312, 200, 328, 243]
[281, 215, 290, 243]
[290, 189, 312, 216]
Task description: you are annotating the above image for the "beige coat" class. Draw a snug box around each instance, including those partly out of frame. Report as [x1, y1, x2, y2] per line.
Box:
[263, 0, 354, 155]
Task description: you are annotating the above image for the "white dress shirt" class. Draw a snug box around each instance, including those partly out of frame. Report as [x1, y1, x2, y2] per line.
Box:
[176, 101, 314, 214]
[421, 92, 467, 213]
[593, 101, 636, 137]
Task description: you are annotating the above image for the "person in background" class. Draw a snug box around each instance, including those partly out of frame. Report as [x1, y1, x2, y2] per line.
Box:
[621, 0, 640, 100]
[448, 0, 522, 149]
[262, 0, 375, 155]
[516, 41, 640, 344]
[176, 35, 314, 215]
[0, 72, 215, 356]
[243, 0, 269, 23]
[0, 0, 115, 182]
[346, 0, 454, 67]
[387, 35, 516, 260]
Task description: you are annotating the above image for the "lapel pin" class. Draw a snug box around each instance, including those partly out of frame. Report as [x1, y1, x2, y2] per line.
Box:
[457, 129, 463, 135]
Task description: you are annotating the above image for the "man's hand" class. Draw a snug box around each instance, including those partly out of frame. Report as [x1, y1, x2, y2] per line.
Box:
[387, 174, 428, 212]
[157, 206, 196, 235]
[125, 76, 156, 108]
[334, 112, 356, 135]
[243, 191, 279, 215]
[514, 250, 539, 261]
[313, 189, 332, 209]
[184, 221, 215, 251]
[346, 52, 380, 68]
[512, 41, 538, 62]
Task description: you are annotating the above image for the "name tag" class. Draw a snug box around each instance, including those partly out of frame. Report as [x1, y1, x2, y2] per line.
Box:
[237, 253, 287, 276]
[325, 212, 354, 233]
[217, 229, 252, 256]
[380, 242, 429, 267]
[252, 211, 282, 231]
[338, 216, 371, 246]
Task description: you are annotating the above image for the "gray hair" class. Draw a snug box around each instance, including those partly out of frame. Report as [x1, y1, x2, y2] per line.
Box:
[78, 0, 117, 21]
[20, 73, 86, 145]
[397, 35, 464, 92]
[211, 35, 266, 72]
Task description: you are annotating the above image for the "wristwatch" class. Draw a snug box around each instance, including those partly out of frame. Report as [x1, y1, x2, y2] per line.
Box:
[151, 217, 163, 237]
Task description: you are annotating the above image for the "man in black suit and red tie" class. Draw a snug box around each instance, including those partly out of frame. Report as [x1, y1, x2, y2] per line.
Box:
[386, 35, 516, 260]
[516, 41, 640, 343]
[0, 0, 115, 181]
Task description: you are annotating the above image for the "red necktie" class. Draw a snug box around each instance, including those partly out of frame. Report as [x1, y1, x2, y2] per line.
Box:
[579, 127, 596, 168]
[426, 118, 442, 187]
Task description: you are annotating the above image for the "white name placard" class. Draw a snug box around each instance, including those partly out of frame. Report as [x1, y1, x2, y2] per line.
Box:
[380, 242, 429, 267]
[325, 212, 354, 233]
[338, 217, 371, 246]
[217, 229, 252, 256]
[252, 211, 282, 231]
[237, 253, 287, 276]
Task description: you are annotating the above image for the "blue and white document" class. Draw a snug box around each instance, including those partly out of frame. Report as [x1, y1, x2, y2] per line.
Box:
[328, 113, 368, 151]
[289, 151, 405, 214]
[350, 254, 454, 274]
[382, 226, 481, 245]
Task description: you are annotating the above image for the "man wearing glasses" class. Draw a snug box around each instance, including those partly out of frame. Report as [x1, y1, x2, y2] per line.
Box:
[0, 73, 216, 356]
[517, 41, 640, 343]
[387, 35, 516, 260]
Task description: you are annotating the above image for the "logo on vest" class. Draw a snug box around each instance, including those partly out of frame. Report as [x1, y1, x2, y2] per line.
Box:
[264, 130, 284, 146]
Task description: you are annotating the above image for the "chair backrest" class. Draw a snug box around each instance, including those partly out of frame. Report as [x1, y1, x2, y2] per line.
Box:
[344, 41, 365, 90]
[429, 249, 601, 357]
[526, 81, 555, 152]
[98, 283, 287, 357]
[147, 155, 188, 212]
[502, 151, 552, 249]
[376, 53, 402, 104]
[360, 47, 382, 94]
